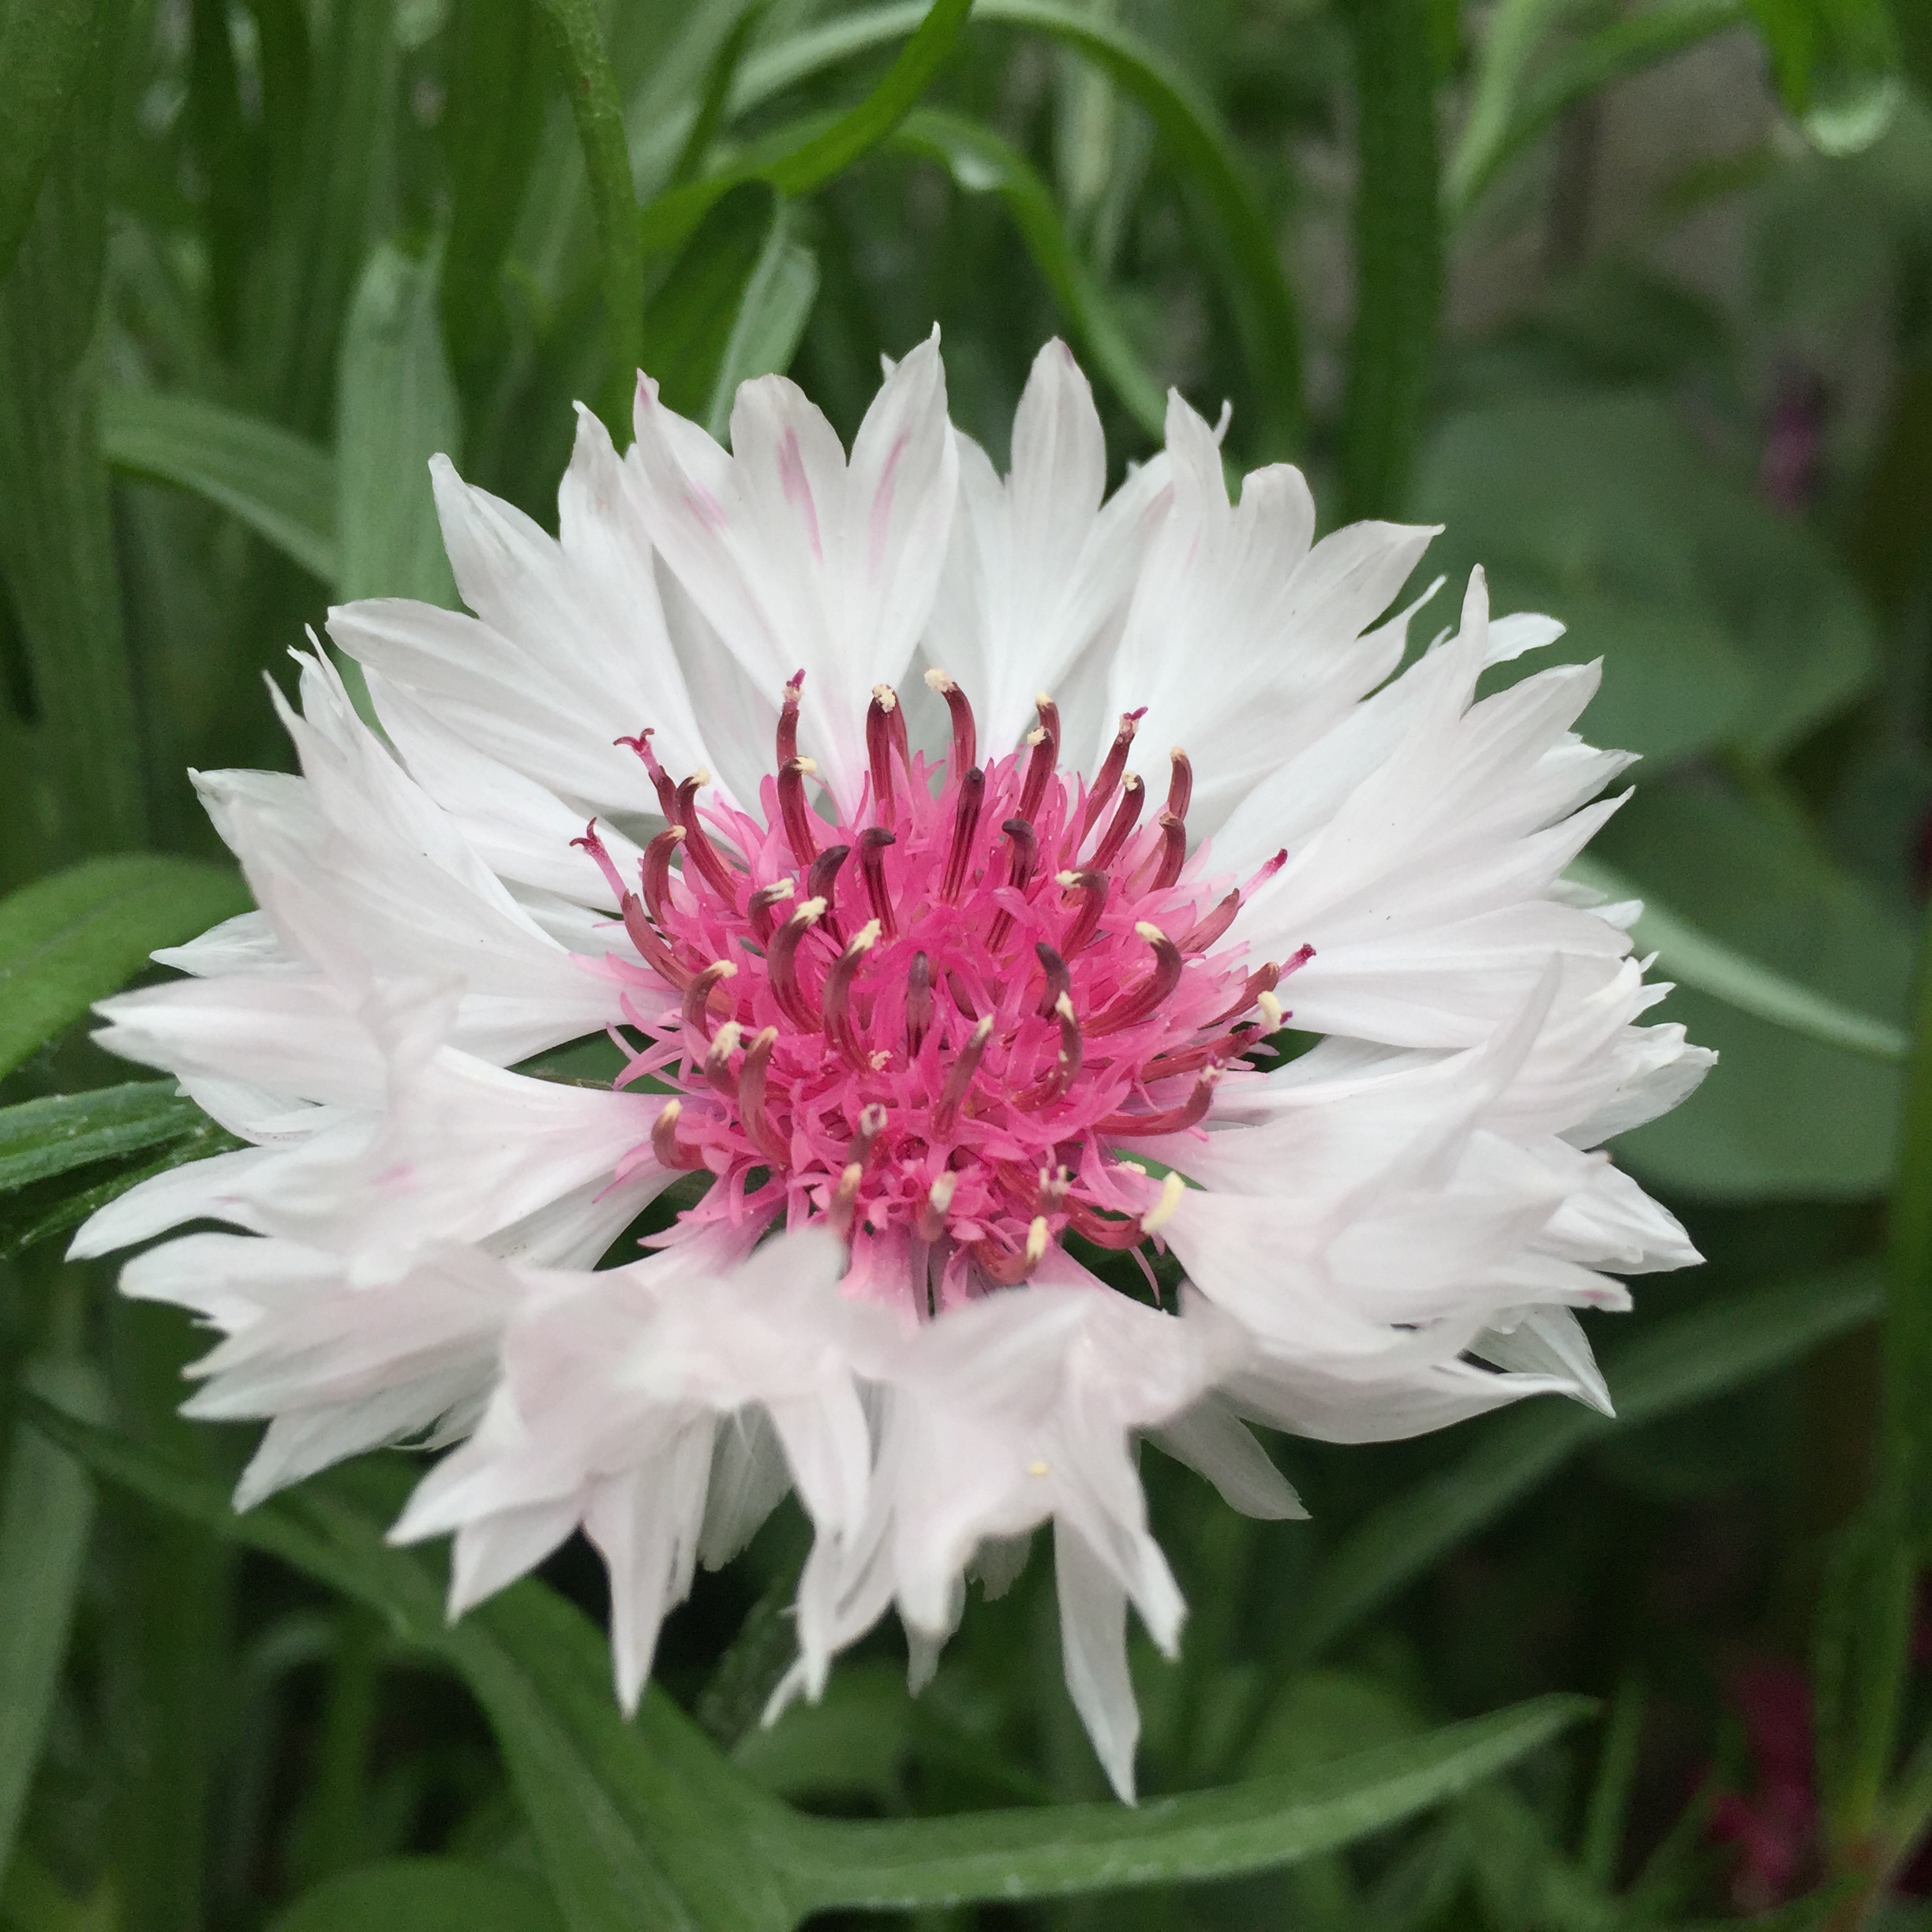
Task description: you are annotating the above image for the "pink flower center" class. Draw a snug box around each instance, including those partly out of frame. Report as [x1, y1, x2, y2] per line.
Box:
[575, 675, 1305, 1310]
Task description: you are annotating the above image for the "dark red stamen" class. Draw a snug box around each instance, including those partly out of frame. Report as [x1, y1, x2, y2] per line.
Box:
[1088, 923, 1185, 1035]
[806, 843, 850, 940]
[651, 1099, 708, 1171]
[1089, 775, 1144, 869]
[738, 1026, 788, 1164]
[986, 818, 1039, 952]
[1034, 942, 1070, 1018]
[1079, 709, 1144, 841]
[766, 900, 825, 1031]
[639, 826, 686, 926]
[1094, 1073, 1217, 1137]
[858, 828, 897, 940]
[777, 757, 819, 867]
[1058, 870, 1109, 957]
[776, 670, 805, 766]
[927, 670, 976, 777]
[904, 951, 934, 1057]
[940, 766, 985, 904]
[616, 731, 680, 820]
[748, 878, 795, 946]
[1148, 812, 1187, 891]
[822, 924, 878, 1071]
[1017, 728, 1057, 826]
[681, 960, 736, 1039]
[1165, 748, 1193, 822]
[867, 687, 899, 823]
[1178, 887, 1241, 955]
[674, 774, 741, 904]
[933, 1016, 994, 1136]
[704, 1023, 743, 1100]
[619, 893, 691, 991]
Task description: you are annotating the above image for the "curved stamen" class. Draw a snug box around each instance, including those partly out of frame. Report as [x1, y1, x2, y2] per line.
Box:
[867, 687, 899, 822]
[1079, 709, 1145, 842]
[1208, 959, 1283, 1028]
[986, 818, 1039, 953]
[848, 1101, 889, 1170]
[651, 1098, 708, 1171]
[616, 730, 680, 819]
[640, 826, 687, 927]
[1017, 728, 1057, 827]
[940, 766, 986, 904]
[1057, 869, 1109, 957]
[857, 828, 897, 940]
[1089, 774, 1144, 869]
[1088, 923, 1185, 1035]
[973, 1216, 1050, 1286]
[747, 878, 795, 946]
[739, 1026, 788, 1164]
[776, 669, 805, 766]
[1092, 1071, 1217, 1137]
[1061, 1195, 1150, 1250]
[904, 951, 934, 1058]
[823, 920, 881, 1069]
[777, 756, 819, 867]
[1034, 692, 1061, 749]
[806, 843, 851, 941]
[915, 1170, 957, 1243]
[619, 893, 691, 991]
[571, 820, 629, 904]
[1034, 942, 1070, 1018]
[1165, 748, 1193, 822]
[766, 897, 826, 1032]
[925, 668, 976, 778]
[674, 771, 741, 904]
[828, 1161, 866, 1237]
[1147, 811, 1187, 892]
[933, 1015, 994, 1136]
[680, 960, 737, 1039]
[704, 1021, 743, 1100]
[945, 968, 980, 1024]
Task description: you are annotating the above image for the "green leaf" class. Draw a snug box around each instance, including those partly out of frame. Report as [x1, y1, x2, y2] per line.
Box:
[336, 243, 462, 606]
[1286, 1263, 1885, 1661]
[440, 0, 550, 393]
[0, 856, 250, 1079]
[782, 1696, 1593, 1911]
[683, 0, 1305, 455]
[97, 389, 338, 586]
[1596, 778, 1912, 1197]
[1340, 0, 1442, 522]
[1571, 856, 1908, 1064]
[1746, 0, 1903, 155]
[635, 0, 972, 259]
[636, 182, 818, 442]
[890, 107, 1166, 441]
[266, 1859, 564, 1932]
[0, 0, 98, 281]
[528, 0, 645, 431]
[1447, 0, 1747, 222]
[0, 1082, 212, 1193]
[0, 1359, 106, 1879]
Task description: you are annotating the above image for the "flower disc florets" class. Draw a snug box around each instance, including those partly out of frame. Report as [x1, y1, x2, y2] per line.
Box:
[578, 671, 1307, 1305]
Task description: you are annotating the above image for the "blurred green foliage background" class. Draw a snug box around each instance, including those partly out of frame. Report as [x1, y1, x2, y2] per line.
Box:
[3, 0, 1932, 1926]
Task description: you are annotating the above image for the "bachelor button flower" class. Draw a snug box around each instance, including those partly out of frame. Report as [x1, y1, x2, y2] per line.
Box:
[76, 335, 1710, 1799]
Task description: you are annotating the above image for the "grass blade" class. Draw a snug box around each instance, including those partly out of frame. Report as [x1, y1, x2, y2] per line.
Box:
[0, 0, 97, 280]
[785, 1696, 1593, 1909]
[266, 1858, 564, 1932]
[1287, 1263, 1885, 1662]
[0, 856, 249, 1079]
[1571, 856, 1909, 1064]
[1340, 0, 1442, 522]
[530, 0, 645, 430]
[891, 107, 1166, 442]
[0, 1083, 213, 1193]
[98, 389, 338, 586]
[0, 1358, 106, 1878]
[337, 245, 462, 607]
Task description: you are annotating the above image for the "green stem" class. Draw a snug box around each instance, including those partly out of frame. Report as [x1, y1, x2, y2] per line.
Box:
[309, 1608, 383, 1881]
[530, 0, 644, 431]
[1339, 0, 1442, 524]
[0, 0, 146, 868]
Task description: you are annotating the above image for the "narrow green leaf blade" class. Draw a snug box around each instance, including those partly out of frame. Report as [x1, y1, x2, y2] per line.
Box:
[891, 107, 1166, 441]
[0, 0, 97, 279]
[98, 389, 339, 586]
[1571, 856, 1908, 1064]
[786, 1694, 1593, 1909]
[0, 856, 249, 1079]
[266, 1858, 564, 1932]
[0, 1082, 209, 1193]
[337, 244, 462, 606]
[1287, 1263, 1884, 1661]
[0, 1359, 106, 1877]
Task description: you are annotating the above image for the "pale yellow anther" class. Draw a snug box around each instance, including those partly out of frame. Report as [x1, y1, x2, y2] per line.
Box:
[971, 1015, 994, 1045]
[793, 756, 818, 776]
[1121, 773, 1142, 792]
[928, 1172, 958, 1212]
[707, 1021, 743, 1059]
[1024, 1216, 1049, 1264]
[1257, 990, 1285, 1030]
[1134, 920, 1168, 945]
[923, 666, 954, 692]
[691, 766, 711, 786]
[659, 1097, 682, 1125]
[871, 683, 898, 711]
[764, 878, 795, 902]
[1025, 727, 1047, 747]
[1027, 1459, 1050, 1478]
[848, 919, 882, 954]
[711, 960, 739, 979]
[792, 897, 828, 924]
[1054, 992, 1076, 1023]
[753, 1025, 780, 1049]
[1034, 691, 1054, 711]
[1140, 1171, 1187, 1235]
[834, 1162, 864, 1201]
[1055, 870, 1082, 888]
[664, 825, 687, 844]
[869, 1049, 893, 1071]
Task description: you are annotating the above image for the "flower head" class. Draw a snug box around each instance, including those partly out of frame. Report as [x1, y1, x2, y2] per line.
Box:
[77, 334, 1708, 1799]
